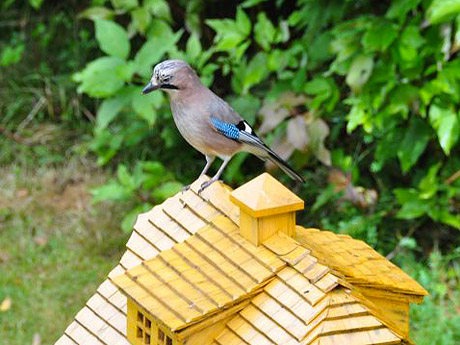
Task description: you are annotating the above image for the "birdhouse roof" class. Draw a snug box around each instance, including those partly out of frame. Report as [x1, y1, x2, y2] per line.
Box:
[230, 173, 304, 217]
[55, 175, 427, 345]
[112, 214, 285, 332]
[296, 228, 428, 298]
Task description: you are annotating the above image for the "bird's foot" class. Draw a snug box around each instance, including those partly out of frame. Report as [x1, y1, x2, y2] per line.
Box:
[181, 184, 191, 193]
[198, 179, 218, 194]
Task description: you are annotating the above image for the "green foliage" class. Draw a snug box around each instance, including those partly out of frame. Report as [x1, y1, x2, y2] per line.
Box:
[72, 0, 460, 246]
[91, 161, 182, 232]
[397, 249, 460, 344]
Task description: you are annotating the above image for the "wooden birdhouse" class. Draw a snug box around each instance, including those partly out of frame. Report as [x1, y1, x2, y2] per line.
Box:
[55, 173, 428, 345]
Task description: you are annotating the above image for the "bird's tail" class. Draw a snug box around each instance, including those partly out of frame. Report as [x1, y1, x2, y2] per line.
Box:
[266, 149, 305, 183]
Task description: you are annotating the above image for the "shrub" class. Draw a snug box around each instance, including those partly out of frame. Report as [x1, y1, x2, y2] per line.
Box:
[73, 0, 459, 256]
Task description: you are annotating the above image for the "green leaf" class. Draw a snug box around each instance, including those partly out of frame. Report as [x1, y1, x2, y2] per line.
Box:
[141, 161, 170, 188]
[91, 182, 132, 203]
[73, 56, 126, 97]
[78, 7, 114, 20]
[29, 0, 44, 9]
[117, 164, 135, 188]
[397, 118, 432, 173]
[399, 237, 417, 250]
[345, 54, 374, 92]
[345, 98, 372, 133]
[429, 104, 460, 155]
[121, 204, 152, 233]
[131, 92, 162, 125]
[223, 152, 249, 182]
[186, 33, 202, 61]
[362, 20, 399, 52]
[304, 77, 338, 110]
[131, 7, 151, 34]
[312, 185, 338, 212]
[236, 7, 251, 36]
[394, 188, 429, 219]
[254, 12, 276, 50]
[242, 52, 268, 94]
[111, 0, 138, 11]
[397, 26, 425, 63]
[437, 210, 460, 228]
[229, 95, 260, 125]
[152, 181, 183, 201]
[141, 161, 166, 175]
[386, 0, 421, 20]
[427, 0, 460, 24]
[134, 31, 182, 78]
[145, 0, 171, 22]
[94, 19, 130, 59]
[241, 0, 268, 8]
[206, 17, 249, 51]
[0, 43, 24, 67]
[375, 127, 404, 165]
[419, 163, 441, 199]
[96, 95, 128, 129]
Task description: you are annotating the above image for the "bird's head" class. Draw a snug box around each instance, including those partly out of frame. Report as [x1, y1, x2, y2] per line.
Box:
[142, 60, 199, 95]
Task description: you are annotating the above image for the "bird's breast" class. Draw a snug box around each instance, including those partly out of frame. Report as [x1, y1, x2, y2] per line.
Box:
[170, 100, 241, 156]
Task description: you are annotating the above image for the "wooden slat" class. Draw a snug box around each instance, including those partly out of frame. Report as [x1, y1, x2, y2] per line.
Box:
[315, 328, 401, 345]
[180, 190, 222, 221]
[185, 236, 254, 292]
[277, 268, 325, 305]
[126, 231, 157, 260]
[149, 208, 190, 243]
[75, 307, 130, 345]
[54, 334, 78, 345]
[120, 249, 143, 270]
[320, 315, 383, 336]
[163, 201, 207, 234]
[65, 321, 105, 345]
[250, 293, 308, 340]
[215, 327, 252, 345]
[315, 273, 339, 293]
[239, 305, 294, 345]
[87, 294, 127, 334]
[226, 316, 271, 345]
[326, 303, 368, 320]
[190, 177, 239, 224]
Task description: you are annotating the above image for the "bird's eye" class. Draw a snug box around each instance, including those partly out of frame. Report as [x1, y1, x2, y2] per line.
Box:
[162, 75, 172, 83]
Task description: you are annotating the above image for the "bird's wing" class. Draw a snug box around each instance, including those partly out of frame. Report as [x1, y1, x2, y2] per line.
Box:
[207, 95, 264, 145]
[210, 116, 266, 147]
[210, 116, 305, 182]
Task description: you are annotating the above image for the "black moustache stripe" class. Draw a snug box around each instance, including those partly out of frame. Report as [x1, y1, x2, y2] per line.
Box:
[161, 84, 179, 90]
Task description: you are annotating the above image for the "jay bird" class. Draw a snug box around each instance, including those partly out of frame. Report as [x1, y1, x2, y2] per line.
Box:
[142, 59, 305, 192]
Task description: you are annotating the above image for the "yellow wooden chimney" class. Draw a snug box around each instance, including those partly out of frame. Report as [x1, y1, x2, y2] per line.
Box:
[230, 173, 304, 245]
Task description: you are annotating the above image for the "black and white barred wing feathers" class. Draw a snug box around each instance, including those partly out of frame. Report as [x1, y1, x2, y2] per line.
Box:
[210, 117, 305, 183]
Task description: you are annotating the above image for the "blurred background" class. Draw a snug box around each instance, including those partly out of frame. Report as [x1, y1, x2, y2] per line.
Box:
[0, 0, 459, 344]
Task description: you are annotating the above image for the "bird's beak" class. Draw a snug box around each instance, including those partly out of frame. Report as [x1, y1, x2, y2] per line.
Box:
[142, 81, 160, 94]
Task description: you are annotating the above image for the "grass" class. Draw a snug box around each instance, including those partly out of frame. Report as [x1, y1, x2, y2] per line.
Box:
[0, 158, 129, 345]
[400, 251, 460, 345]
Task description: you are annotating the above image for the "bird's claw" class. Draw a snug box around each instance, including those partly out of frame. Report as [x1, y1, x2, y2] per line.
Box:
[198, 179, 218, 194]
[182, 184, 191, 193]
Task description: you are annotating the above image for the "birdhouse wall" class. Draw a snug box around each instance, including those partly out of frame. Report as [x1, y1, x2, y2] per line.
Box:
[368, 296, 410, 338]
[127, 299, 182, 345]
[239, 210, 296, 246]
[183, 315, 233, 345]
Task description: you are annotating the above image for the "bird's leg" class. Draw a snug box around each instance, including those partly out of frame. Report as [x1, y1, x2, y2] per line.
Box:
[198, 156, 232, 194]
[199, 155, 215, 177]
[182, 155, 215, 194]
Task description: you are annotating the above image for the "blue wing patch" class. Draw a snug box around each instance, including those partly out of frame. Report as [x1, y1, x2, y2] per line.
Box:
[210, 117, 240, 140]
